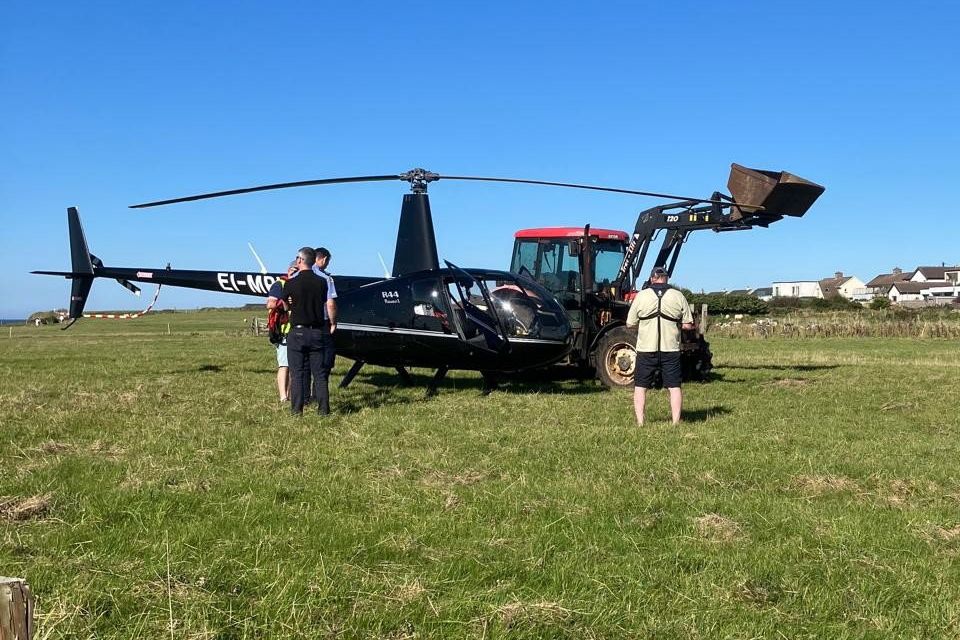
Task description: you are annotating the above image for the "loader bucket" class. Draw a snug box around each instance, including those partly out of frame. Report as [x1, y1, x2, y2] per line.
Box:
[727, 163, 824, 221]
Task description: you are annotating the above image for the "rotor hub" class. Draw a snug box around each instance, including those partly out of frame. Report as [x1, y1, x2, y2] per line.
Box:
[399, 168, 440, 193]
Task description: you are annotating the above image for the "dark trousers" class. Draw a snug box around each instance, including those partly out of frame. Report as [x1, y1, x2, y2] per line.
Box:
[287, 327, 332, 415]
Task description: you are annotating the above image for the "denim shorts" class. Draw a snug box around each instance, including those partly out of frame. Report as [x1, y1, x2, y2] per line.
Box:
[276, 340, 288, 368]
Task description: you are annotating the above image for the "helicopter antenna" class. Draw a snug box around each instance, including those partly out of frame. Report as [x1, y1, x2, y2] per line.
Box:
[247, 242, 268, 274]
[377, 252, 391, 278]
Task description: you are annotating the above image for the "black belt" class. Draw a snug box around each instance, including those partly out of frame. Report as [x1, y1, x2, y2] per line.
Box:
[293, 323, 326, 329]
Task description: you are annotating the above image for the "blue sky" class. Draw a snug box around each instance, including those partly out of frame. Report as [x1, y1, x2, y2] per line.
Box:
[2, 1, 958, 317]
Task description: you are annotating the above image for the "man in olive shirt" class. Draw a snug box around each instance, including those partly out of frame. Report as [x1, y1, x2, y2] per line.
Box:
[282, 247, 337, 416]
[626, 266, 694, 425]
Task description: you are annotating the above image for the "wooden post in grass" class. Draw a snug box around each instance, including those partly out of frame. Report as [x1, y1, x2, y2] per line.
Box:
[700, 303, 708, 335]
[0, 577, 33, 640]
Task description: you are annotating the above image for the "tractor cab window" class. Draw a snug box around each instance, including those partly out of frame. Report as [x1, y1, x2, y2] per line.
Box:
[512, 239, 538, 276]
[592, 240, 627, 290]
[511, 238, 580, 299]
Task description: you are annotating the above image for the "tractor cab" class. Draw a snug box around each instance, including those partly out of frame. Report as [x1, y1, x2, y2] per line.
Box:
[510, 228, 629, 308]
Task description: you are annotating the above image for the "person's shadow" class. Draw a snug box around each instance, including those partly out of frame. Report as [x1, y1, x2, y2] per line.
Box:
[682, 406, 731, 422]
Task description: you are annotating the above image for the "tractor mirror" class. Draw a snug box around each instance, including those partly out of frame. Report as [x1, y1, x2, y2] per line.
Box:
[568, 240, 580, 257]
[727, 164, 825, 221]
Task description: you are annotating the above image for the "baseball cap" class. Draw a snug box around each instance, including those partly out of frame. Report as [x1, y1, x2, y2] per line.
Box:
[650, 266, 668, 278]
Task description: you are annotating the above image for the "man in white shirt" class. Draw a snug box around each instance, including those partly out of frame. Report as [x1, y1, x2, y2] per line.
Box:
[625, 267, 694, 425]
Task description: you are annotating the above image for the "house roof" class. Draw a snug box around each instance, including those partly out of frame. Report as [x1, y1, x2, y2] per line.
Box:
[727, 289, 751, 296]
[818, 276, 853, 297]
[890, 280, 951, 294]
[913, 266, 960, 280]
[867, 271, 911, 287]
[753, 287, 773, 296]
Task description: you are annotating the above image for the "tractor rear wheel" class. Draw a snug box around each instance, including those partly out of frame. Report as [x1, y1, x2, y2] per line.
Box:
[596, 325, 636, 390]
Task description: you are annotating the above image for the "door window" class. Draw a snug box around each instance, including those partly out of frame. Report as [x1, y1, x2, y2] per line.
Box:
[444, 262, 508, 353]
[410, 277, 454, 333]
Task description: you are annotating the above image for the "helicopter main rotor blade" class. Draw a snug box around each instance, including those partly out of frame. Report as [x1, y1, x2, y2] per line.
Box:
[130, 174, 402, 208]
[439, 175, 761, 209]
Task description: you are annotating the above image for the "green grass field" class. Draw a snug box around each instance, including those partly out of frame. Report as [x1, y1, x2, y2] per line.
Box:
[3, 310, 960, 638]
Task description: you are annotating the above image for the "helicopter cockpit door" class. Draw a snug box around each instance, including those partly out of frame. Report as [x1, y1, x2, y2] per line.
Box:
[443, 261, 510, 354]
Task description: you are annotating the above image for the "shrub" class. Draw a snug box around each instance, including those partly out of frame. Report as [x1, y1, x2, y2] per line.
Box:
[685, 292, 768, 315]
[870, 297, 891, 310]
[768, 296, 861, 312]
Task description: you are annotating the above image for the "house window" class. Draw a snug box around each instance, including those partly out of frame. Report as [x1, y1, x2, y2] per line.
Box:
[791, 285, 800, 297]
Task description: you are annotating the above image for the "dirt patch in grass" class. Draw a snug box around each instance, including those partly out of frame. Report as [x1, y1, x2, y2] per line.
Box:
[32, 439, 124, 459]
[736, 577, 783, 605]
[0, 494, 52, 521]
[767, 378, 809, 388]
[792, 474, 860, 495]
[443, 492, 462, 510]
[930, 524, 960, 542]
[36, 440, 72, 454]
[422, 469, 489, 488]
[494, 600, 574, 628]
[392, 579, 426, 604]
[883, 478, 941, 507]
[694, 514, 744, 542]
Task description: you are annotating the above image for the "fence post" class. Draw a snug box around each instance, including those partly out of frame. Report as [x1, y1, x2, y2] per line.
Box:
[700, 303, 708, 335]
[0, 577, 33, 640]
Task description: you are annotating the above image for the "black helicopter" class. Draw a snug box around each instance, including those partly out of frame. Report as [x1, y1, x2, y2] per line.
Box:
[33, 168, 760, 392]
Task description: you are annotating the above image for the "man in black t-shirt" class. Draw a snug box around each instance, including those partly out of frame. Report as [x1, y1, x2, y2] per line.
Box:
[282, 247, 334, 415]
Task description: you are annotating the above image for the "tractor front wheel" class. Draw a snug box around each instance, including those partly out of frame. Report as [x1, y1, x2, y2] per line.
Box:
[596, 326, 637, 390]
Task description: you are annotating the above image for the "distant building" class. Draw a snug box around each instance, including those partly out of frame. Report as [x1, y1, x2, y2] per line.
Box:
[772, 280, 824, 298]
[865, 267, 910, 297]
[910, 265, 960, 283]
[703, 287, 773, 301]
[873, 264, 960, 305]
[752, 287, 773, 301]
[819, 272, 868, 301]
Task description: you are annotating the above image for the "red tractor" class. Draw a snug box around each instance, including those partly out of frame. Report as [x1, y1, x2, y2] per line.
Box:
[508, 164, 825, 388]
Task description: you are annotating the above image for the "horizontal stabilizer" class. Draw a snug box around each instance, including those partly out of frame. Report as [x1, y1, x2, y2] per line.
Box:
[31, 270, 85, 278]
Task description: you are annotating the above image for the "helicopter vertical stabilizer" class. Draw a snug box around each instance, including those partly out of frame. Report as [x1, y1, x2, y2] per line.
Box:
[67, 207, 95, 322]
[391, 192, 440, 276]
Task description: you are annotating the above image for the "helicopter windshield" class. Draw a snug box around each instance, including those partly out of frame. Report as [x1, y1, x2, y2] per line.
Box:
[474, 272, 569, 341]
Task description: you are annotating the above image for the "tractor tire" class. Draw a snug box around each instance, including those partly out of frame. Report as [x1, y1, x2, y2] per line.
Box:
[595, 325, 637, 390]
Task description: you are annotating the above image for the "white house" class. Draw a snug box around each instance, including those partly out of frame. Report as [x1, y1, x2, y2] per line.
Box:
[887, 282, 929, 302]
[819, 272, 868, 301]
[772, 280, 823, 298]
[910, 265, 960, 283]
